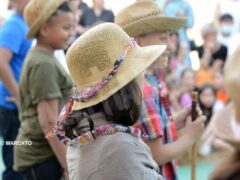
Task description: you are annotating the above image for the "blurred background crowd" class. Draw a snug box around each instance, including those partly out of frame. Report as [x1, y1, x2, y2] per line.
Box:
[0, 0, 240, 179]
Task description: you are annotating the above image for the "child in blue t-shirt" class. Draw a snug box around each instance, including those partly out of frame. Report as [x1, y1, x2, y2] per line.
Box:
[0, 0, 32, 180]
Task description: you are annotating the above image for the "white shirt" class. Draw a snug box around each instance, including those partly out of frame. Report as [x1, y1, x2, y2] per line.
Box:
[218, 32, 240, 56]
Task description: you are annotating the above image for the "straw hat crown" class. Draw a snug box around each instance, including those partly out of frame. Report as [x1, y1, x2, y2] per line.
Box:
[24, 0, 66, 39]
[115, 1, 187, 37]
[116, 1, 163, 27]
[66, 23, 166, 110]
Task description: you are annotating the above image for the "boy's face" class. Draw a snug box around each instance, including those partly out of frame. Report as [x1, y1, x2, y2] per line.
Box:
[136, 31, 172, 69]
[220, 19, 234, 36]
[43, 10, 75, 50]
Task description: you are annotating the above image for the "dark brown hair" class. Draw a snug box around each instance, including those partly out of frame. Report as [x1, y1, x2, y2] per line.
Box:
[51, 2, 72, 18]
[196, 83, 216, 126]
[61, 79, 142, 139]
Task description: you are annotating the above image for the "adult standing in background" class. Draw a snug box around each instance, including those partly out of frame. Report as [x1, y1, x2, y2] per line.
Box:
[196, 23, 227, 71]
[78, 0, 89, 19]
[0, 0, 31, 179]
[195, 23, 227, 87]
[77, 0, 114, 34]
[214, 0, 240, 34]
[217, 13, 240, 56]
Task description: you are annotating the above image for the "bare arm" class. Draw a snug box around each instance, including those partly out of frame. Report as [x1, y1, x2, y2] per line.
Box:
[0, 47, 18, 98]
[37, 99, 68, 170]
[145, 116, 205, 165]
[214, 2, 221, 27]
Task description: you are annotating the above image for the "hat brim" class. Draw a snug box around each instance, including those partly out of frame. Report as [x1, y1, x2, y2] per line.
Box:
[72, 44, 166, 111]
[26, 0, 66, 39]
[122, 16, 187, 37]
[212, 103, 240, 149]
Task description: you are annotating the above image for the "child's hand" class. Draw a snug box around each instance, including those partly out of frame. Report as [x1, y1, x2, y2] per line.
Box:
[175, 105, 202, 130]
[185, 115, 206, 144]
[63, 169, 69, 180]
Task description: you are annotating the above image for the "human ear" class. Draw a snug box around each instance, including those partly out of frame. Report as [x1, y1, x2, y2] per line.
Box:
[39, 23, 50, 37]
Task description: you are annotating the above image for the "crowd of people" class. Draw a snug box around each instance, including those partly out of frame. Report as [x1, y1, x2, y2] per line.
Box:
[0, 0, 240, 180]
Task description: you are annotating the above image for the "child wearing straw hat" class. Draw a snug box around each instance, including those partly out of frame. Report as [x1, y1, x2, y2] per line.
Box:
[0, 1, 31, 179]
[47, 22, 166, 180]
[13, 0, 74, 179]
[115, 1, 205, 179]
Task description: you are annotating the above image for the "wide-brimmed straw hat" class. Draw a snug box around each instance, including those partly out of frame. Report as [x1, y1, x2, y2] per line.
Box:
[213, 46, 240, 149]
[24, 0, 66, 39]
[66, 23, 166, 111]
[115, 0, 187, 37]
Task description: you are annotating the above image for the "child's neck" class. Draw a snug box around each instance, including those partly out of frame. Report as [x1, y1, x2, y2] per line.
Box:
[93, 7, 103, 16]
[35, 41, 55, 54]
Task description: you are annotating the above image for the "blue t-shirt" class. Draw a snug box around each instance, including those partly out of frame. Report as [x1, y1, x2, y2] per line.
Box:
[0, 12, 32, 110]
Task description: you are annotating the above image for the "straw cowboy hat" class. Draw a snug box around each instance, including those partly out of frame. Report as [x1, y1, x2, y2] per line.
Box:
[24, 0, 66, 39]
[66, 23, 166, 110]
[212, 46, 240, 149]
[115, 0, 187, 37]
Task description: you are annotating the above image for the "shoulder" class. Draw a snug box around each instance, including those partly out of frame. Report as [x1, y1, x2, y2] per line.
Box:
[80, 2, 89, 8]
[82, 9, 94, 16]
[220, 44, 228, 51]
[29, 50, 55, 62]
[26, 50, 58, 72]
[143, 79, 158, 98]
[181, 92, 191, 99]
[98, 133, 153, 167]
[103, 9, 114, 19]
[96, 133, 161, 179]
[101, 133, 149, 154]
[196, 45, 204, 52]
[0, 15, 25, 37]
[104, 9, 114, 14]
[2, 13, 26, 30]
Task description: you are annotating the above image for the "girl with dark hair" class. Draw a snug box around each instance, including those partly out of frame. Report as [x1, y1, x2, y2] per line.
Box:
[197, 84, 216, 126]
[47, 23, 167, 180]
[197, 84, 224, 126]
[198, 84, 224, 156]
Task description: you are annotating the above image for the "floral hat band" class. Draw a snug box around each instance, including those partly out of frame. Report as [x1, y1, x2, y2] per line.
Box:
[71, 38, 137, 103]
[46, 38, 137, 138]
